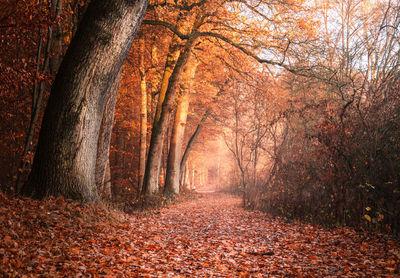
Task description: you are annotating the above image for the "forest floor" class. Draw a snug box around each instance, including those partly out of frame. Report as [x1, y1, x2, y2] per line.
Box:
[1, 191, 399, 277]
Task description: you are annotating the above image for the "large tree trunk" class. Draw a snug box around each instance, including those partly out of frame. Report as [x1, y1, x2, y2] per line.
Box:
[22, 0, 149, 202]
[95, 70, 121, 199]
[164, 59, 198, 196]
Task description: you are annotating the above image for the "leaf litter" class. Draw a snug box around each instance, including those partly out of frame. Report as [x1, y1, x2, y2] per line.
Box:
[0, 191, 399, 277]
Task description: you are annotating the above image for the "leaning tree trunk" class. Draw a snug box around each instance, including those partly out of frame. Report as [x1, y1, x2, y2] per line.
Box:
[164, 59, 198, 196]
[139, 33, 182, 196]
[142, 38, 195, 198]
[22, 0, 149, 202]
[142, 13, 203, 198]
[179, 109, 211, 184]
[179, 83, 226, 184]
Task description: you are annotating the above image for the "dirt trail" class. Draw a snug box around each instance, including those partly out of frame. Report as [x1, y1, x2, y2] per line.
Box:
[1, 192, 399, 277]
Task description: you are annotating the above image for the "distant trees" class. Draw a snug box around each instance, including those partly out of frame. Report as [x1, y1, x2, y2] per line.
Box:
[229, 0, 400, 235]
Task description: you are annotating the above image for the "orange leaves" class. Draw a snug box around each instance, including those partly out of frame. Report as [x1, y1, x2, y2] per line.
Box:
[70, 246, 80, 256]
[3, 235, 12, 246]
[0, 192, 399, 276]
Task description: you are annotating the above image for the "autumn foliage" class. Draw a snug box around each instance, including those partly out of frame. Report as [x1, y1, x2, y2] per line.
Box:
[223, 1, 400, 236]
[0, 3, 399, 277]
[0, 0, 87, 193]
[1, 192, 399, 276]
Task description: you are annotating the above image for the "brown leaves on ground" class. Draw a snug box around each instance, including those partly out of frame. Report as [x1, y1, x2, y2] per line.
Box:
[0, 191, 399, 277]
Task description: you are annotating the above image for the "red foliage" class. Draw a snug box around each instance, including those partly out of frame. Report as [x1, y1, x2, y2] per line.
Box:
[1, 192, 399, 276]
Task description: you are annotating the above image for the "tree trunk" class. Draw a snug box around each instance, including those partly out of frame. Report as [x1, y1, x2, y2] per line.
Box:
[140, 34, 182, 196]
[164, 87, 190, 195]
[164, 59, 198, 196]
[103, 158, 112, 198]
[22, 0, 149, 202]
[182, 162, 190, 190]
[138, 35, 147, 195]
[179, 110, 211, 183]
[141, 12, 204, 198]
[16, 0, 62, 193]
[142, 37, 196, 198]
[50, 0, 63, 73]
[95, 69, 121, 199]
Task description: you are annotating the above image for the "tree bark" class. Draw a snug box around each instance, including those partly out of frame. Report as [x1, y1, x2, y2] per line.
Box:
[16, 0, 62, 193]
[178, 83, 227, 184]
[138, 35, 147, 195]
[140, 33, 182, 196]
[22, 0, 149, 202]
[179, 109, 211, 183]
[164, 88, 190, 195]
[142, 38, 195, 198]
[95, 69, 121, 199]
[49, 0, 63, 73]
[164, 59, 198, 196]
[103, 158, 112, 197]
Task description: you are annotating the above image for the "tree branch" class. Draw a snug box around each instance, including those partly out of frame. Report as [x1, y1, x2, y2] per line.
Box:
[142, 19, 317, 76]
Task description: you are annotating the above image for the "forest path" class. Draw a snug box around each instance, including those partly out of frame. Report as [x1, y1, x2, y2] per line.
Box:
[126, 192, 399, 276]
[1, 192, 399, 277]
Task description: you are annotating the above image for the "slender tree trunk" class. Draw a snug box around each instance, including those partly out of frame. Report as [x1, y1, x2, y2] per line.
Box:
[192, 163, 196, 188]
[216, 158, 220, 191]
[178, 82, 227, 185]
[182, 162, 189, 190]
[50, 0, 63, 73]
[103, 158, 112, 197]
[22, 0, 149, 202]
[138, 35, 147, 195]
[16, 0, 62, 193]
[164, 59, 198, 196]
[95, 70, 121, 199]
[140, 35, 182, 196]
[179, 110, 211, 183]
[164, 89, 190, 195]
[142, 37, 196, 198]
